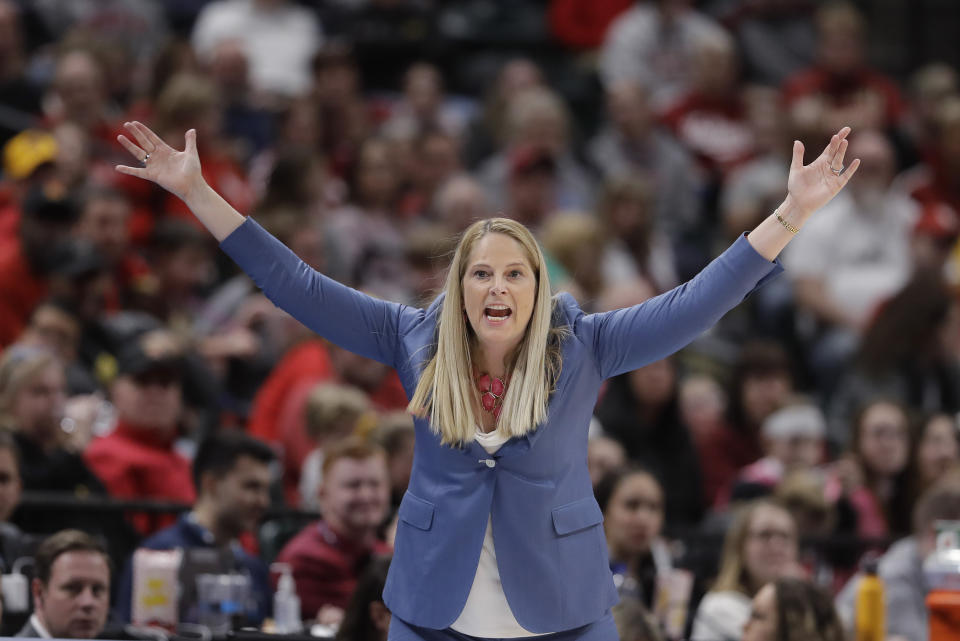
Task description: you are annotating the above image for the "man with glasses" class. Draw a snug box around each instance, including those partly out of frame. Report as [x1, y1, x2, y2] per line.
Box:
[84, 330, 195, 535]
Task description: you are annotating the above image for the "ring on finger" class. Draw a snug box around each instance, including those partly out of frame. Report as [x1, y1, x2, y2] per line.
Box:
[142, 153, 150, 164]
[830, 164, 843, 176]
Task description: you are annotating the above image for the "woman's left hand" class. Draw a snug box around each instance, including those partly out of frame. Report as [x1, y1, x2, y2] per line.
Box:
[786, 126, 861, 217]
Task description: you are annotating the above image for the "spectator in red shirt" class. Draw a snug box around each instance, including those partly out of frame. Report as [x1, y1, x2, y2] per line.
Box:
[701, 341, 795, 508]
[782, 2, 905, 152]
[274, 437, 392, 625]
[72, 185, 155, 311]
[0, 181, 80, 348]
[900, 96, 960, 216]
[246, 337, 408, 462]
[152, 73, 254, 228]
[661, 29, 757, 180]
[266, 341, 408, 506]
[43, 46, 123, 162]
[84, 330, 196, 535]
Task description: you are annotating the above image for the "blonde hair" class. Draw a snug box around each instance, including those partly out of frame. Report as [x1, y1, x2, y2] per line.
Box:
[541, 212, 606, 298]
[712, 499, 795, 596]
[303, 382, 371, 442]
[408, 217, 566, 445]
[153, 73, 219, 133]
[0, 345, 60, 431]
[541, 212, 605, 269]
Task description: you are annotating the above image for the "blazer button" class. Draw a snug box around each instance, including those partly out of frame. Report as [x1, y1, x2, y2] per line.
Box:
[479, 458, 496, 468]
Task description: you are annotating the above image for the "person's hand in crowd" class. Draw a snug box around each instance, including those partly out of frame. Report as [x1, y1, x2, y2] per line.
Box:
[116, 121, 206, 202]
[60, 393, 111, 453]
[200, 326, 261, 361]
[785, 126, 860, 218]
[831, 456, 865, 496]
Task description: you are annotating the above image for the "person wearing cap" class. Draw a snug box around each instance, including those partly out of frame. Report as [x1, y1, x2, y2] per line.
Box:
[0, 179, 81, 348]
[1, 130, 57, 189]
[83, 330, 195, 536]
[722, 402, 827, 506]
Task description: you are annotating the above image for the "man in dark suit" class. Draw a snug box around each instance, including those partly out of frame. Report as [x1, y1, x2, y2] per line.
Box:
[16, 529, 109, 638]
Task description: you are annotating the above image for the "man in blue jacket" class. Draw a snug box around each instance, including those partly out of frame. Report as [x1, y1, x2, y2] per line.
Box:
[115, 431, 275, 626]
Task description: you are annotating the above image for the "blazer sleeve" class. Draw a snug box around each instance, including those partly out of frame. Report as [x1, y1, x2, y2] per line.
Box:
[219, 217, 413, 368]
[580, 234, 783, 379]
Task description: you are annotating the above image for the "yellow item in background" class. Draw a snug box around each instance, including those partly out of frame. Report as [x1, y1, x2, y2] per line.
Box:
[2, 129, 57, 180]
[855, 558, 885, 641]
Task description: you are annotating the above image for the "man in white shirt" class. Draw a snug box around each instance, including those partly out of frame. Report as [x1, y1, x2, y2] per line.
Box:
[17, 530, 109, 638]
[783, 130, 915, 388]
[192, 0, 322, 98]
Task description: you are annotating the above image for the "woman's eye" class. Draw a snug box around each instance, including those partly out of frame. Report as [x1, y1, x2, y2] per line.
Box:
[474, 270, 488, 279]
[509, 270, 523, 278]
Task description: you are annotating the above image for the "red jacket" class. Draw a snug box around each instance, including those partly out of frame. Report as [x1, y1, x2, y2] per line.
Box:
[274, 520, 391, 620]
[84, 420, 195, 535]
[0, 240, 48, 347]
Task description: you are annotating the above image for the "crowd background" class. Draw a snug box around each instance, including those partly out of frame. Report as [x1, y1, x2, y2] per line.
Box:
[2, 0, 960, 640]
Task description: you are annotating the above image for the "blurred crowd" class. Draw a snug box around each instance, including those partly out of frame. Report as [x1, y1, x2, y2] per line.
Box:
[1, 0, 960, 640]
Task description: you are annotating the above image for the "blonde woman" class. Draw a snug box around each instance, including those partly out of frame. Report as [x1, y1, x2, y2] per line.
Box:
[691, 500, 801, 641]
[115, 120, 858, 641]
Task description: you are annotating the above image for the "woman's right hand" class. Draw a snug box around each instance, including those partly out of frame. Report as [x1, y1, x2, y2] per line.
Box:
[115, 121, 205, 202]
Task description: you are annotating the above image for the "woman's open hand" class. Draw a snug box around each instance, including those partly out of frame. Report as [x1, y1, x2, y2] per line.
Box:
[115, 121, 204, 201]
[786, 126, 861, 217]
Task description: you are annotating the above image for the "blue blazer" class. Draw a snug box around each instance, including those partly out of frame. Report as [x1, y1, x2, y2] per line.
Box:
[221, 219, 782, 633]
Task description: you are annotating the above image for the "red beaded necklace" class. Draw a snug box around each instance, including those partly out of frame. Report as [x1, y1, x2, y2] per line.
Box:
[475, 371, 508, 420]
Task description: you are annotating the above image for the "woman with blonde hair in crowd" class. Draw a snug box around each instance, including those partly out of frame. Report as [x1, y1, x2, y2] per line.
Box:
[0, 346, 135, 545]
[115, 115, 857, 640]
[297, 381, 373, 509]
[691, 499, 801, 641]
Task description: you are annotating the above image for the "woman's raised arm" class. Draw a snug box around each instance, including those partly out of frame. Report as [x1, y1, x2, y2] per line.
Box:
[115, 121, 243, 241]
[115, 121, 412, 369]
[747, 126, 861, 261]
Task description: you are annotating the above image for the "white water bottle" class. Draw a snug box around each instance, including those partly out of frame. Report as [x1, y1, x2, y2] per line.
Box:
[271, 563, 302, 634]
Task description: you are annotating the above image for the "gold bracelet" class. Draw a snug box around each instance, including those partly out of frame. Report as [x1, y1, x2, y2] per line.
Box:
[775, 208, 799, 234]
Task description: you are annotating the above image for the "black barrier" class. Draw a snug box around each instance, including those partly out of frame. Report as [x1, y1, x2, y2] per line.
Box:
[18, 491, 321, 520]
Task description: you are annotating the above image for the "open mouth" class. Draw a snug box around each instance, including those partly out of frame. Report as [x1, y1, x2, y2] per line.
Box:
[484, 304, 512, 323]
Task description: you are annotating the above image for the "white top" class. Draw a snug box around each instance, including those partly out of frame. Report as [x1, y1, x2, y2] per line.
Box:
[782, 190, 916, 326]
[29, 614, 53, 638]
[690, 590, 752, 641]
[192, 0, 321, 96]
[449, 429, 548, 637]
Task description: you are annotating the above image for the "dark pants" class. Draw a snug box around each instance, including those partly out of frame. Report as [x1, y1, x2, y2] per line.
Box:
[388, 612, 618, 641]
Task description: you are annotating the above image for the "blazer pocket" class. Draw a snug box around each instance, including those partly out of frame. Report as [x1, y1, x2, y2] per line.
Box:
[398, 491, 435, 531]
[552, 496, 603, 536]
